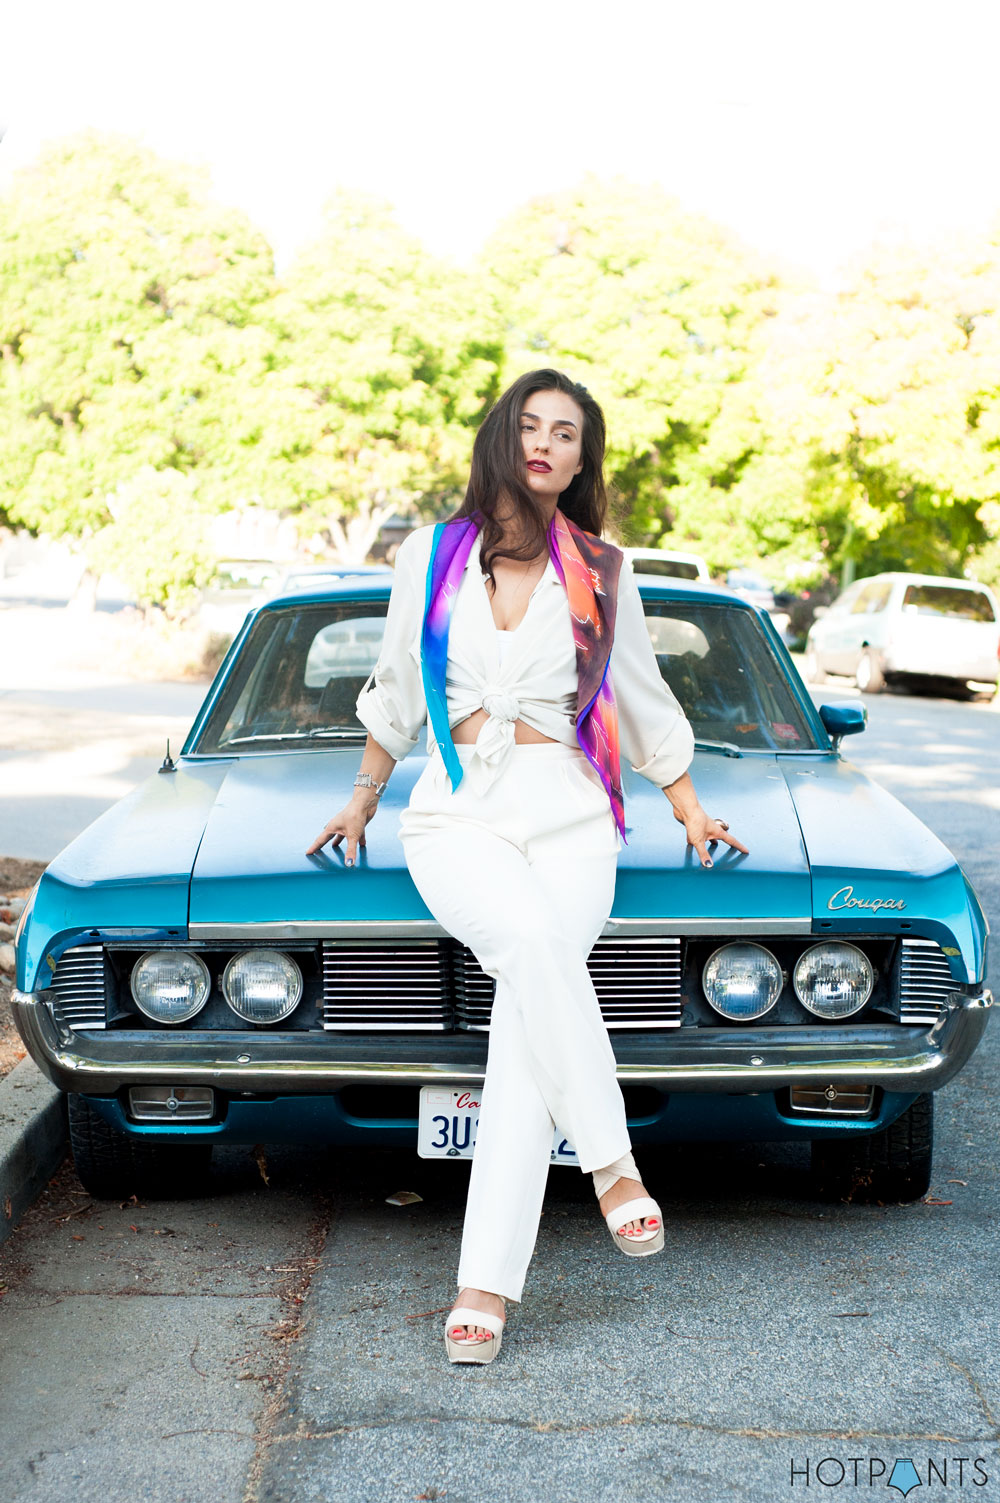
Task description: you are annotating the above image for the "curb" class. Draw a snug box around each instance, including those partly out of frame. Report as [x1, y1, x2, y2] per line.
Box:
[0, 1057, 67, 1246]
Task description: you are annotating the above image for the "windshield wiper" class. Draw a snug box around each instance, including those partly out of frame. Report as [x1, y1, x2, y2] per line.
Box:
[694, 739, 744, 758]
[222, 731, 314, 745]
[220, 727, 366, 747]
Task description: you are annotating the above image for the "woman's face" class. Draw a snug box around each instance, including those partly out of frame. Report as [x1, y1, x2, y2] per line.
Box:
[519, 388, 584, 502]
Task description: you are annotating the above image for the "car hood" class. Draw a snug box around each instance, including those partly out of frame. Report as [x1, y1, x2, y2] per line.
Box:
[186, 749, 812, 930]
[779, 758, 985, 982]
[31, 748, 980, 985]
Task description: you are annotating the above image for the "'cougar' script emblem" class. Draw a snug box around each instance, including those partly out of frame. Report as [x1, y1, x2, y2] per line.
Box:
[828, 885, 906, 913]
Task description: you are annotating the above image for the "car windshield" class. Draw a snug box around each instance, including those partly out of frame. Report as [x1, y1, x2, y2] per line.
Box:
[192, 598, 820, 754]
[900, 584, 996, 622]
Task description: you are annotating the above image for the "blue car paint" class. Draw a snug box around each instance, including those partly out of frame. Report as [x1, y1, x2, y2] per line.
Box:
[615, 755, 810, 922]
[187, 750, 434, 928]
[781, 757, 988, 984]
[17, 761, 230, 991]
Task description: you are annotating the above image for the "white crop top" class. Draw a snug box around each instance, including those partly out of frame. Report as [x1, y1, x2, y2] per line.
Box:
[355, 524, 695, 795]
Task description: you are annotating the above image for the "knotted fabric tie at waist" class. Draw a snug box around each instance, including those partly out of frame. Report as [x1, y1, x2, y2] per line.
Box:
[470, 685, 521, 786]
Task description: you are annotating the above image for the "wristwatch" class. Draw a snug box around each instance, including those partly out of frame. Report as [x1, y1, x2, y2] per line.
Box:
[354, 773, 388, 799]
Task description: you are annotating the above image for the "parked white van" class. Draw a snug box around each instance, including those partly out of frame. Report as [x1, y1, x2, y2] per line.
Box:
[804, 572, 999, 697]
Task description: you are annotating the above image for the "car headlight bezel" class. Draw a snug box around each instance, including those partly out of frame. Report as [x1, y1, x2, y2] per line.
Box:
[130, 950, 212, 1025]
[221, 948, 303, 1025]
[792, 941, 874, 1019]
[702, 942, 783, 1021]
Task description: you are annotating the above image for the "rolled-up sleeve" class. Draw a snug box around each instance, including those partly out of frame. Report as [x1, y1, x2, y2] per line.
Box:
[354, 528, 430, 762]
[611, 561, 695, 787]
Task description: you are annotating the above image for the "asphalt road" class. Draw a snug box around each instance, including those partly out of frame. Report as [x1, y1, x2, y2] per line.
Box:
[0, 679, 998, 1502]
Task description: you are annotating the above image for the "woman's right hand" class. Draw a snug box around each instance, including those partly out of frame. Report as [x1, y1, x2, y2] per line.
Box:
[305, 792, 379, 865]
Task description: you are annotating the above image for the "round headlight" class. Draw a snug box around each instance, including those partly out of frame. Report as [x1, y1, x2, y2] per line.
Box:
[703, 943, 782, 1021]
[793, 942, 874, 1018]
[222, 949, 303, 1025]
[130, 951, 211, 1025]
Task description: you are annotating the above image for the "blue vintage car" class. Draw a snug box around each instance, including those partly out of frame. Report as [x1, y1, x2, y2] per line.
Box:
[12, 576, 992, 1203]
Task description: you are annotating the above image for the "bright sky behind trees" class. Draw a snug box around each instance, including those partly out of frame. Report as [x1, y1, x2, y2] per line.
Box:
[3, 0, 999, 286]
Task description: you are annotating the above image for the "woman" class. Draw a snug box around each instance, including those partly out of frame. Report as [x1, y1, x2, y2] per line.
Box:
[306, 369, 748, 1364]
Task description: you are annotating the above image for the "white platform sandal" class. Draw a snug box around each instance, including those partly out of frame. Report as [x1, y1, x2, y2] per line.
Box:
[592, 1151, 665, 1258]
[444, 1300, 506, 1364]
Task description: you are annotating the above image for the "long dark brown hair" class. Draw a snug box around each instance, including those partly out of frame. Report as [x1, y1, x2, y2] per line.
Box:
[449, 368, 611, 583]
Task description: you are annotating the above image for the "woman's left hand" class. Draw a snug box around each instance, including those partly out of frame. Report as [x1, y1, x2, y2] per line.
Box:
[662, 770, 749, 868]
[673, 805, 750, 868]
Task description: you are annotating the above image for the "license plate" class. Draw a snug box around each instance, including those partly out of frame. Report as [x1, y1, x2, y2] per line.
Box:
[417, 1087, 579, 1165]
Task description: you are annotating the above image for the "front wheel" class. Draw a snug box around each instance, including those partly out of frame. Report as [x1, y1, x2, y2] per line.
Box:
[855, 647, 885, 694]
[810, 1094, 932, 1203]
[68, 1094, 213, 1200]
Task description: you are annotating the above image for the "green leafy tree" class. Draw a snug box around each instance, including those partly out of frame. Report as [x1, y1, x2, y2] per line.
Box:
[85, 465, 217, 611]
[0, 130, 279, 554]
[734, 238, 1000, 587]
[262, 191, 503, 561]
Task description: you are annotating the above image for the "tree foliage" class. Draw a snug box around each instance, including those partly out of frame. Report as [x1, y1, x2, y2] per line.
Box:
[2, 134, 1000, 607]
[262, 191, 503, 560]
[731, 241, 1000, 586]
[0, 131, 277, 543]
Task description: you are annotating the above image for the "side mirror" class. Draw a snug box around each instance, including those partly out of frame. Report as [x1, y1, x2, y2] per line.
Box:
[819, 703, 867, 749]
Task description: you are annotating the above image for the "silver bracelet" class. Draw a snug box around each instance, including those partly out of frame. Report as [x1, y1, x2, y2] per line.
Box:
[354, 773, 388, 799]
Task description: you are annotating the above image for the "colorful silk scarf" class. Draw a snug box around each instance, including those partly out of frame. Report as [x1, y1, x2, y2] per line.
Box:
[420, 507, 627, 841]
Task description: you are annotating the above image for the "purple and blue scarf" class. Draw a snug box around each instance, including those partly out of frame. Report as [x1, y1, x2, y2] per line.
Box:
[420, 507, 627, 841]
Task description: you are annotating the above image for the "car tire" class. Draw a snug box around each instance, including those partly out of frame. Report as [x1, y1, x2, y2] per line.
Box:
[809, 1093, 933, 1204]
[68, 1094, 213, 1200]
[803, 647, 826, 684]
[855, 647, 885, 694]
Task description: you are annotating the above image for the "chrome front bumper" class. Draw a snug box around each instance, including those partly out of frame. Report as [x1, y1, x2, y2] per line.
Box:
[11, 986, 992, 1096]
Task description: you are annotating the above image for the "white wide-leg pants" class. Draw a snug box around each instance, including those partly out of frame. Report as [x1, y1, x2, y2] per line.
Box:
[398, 740, 633, 1304]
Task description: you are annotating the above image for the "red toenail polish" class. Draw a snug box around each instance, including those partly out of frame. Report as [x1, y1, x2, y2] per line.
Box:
[648, 1219, 659, 1227]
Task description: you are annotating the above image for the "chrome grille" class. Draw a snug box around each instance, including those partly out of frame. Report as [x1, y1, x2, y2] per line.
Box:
[50, 944, 107, 1031]
[322, 937, 683, 1032]
[588, 938, 682, 1029]
[322, 941, 452, 1030]
[453, 948, 496, 1031]
[899, 939, 955, 1025]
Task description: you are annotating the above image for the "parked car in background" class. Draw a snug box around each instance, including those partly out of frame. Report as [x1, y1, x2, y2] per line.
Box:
[262, 563, 393, 599]
[12, 574, 991, 1207]
[622, 547, 711, 583]
[196, 560, 284, 638]
[804, 572, 1000, 698]
[724, 568, 799, 647]
[726, 568, 776, 612]
[197, 562, 395, 640]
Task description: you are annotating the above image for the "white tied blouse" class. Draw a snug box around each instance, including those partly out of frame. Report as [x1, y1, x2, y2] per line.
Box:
[355, 524, 695, 796]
